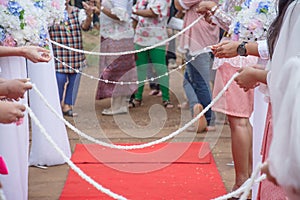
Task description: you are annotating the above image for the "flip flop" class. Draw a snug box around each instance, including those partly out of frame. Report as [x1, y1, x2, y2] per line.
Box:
[63, 109, 78, 117]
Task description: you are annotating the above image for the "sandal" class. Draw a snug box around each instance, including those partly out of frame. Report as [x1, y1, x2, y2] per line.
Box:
[129, 99, 142, 108]
[63, 109, 78, 117]
[163, 100, 174, 109]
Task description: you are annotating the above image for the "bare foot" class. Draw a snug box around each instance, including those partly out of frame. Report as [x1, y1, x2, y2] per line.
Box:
[193, 103, 207, 133]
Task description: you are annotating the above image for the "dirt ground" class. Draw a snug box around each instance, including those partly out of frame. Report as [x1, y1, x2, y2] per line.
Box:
[28, 32, 235, 199]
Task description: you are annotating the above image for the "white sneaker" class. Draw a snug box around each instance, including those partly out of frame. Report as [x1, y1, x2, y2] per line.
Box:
[101, 106, 128, 115]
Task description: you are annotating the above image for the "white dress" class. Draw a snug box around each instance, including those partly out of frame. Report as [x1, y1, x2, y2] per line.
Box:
[268, 2, 300, 199]
[251, 40, 269, 200]
[0, 57, 29, 200]
[27, 45, 71, 166]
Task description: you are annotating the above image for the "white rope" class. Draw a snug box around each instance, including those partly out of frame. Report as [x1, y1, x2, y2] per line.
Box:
[0, 188, 6, 200]
[26, 105, 127, 200]
[49, 16, 204, 56]
[239, 163, 263, 200]
[53, 47, 211, 85]
[213, 163, 266, 200]
[29, 72, 239, 150]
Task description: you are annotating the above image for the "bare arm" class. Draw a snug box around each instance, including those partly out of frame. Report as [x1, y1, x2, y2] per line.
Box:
[212, 41, 260, 58]
[81, 2, 93, 31]
[234, 67, 268, 91]
[0, 79, 32, 100]
[133, 8, 158, 18]
[0, 101, 26, 124]
[0, 46, 51, 63]
[174, 0, 185, 11]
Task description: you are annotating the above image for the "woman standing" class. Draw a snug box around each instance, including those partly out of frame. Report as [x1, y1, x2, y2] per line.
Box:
[131, 0, 173, 108]
[235, 1, 300, 199]
[197, 0, 258, 194]
[95, 0, 137, 115]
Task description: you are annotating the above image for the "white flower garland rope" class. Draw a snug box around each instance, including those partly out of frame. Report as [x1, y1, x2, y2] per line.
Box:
[26, 105, 127, 200]
[27, 72, 267, 199]
[53, 46, 212, 85]
[26, 103, 266, 200]
[29, 72, 239, 150]
[49, 15, 204, 56]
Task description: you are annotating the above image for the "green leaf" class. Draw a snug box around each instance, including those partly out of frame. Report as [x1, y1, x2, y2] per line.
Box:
[260, 8, 268, 14]
[234, 6, 242, 11]
[19, 10, 25, 20]
[20, 22, 25, 29]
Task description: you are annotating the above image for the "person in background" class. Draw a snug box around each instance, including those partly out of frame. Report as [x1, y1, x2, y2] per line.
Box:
[175, 0, 219, 132]
[95, 0, 137, 115]
[74, 0, 100, 29]
[131, 0, 174, 108]
[49, 0, 93, 117]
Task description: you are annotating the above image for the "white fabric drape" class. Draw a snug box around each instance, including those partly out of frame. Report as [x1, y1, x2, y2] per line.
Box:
[268, 1, 300, 198]
[27, 44, 71, 166]
[0, 57, 29, 200]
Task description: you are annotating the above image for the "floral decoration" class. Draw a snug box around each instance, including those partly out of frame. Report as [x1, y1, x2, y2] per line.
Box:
[229, 0, 277, 41]
[0, 0, 65, 47]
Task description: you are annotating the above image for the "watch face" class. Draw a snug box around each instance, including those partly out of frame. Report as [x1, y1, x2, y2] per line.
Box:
[237, 43, 247, 56]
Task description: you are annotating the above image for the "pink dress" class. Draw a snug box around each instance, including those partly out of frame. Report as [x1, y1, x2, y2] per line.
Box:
[258, 105, 287, 200]
[209, 0, 258, 118]
[212, 61, 254, 117]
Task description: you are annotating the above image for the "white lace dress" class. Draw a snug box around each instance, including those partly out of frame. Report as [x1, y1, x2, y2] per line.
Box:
[0, 56, 29, 200]
[28, 43, 71, 166]
[268, 2, 300, 199]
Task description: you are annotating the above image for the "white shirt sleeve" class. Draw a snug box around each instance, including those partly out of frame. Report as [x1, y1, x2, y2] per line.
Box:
[257, 40, 269, 60]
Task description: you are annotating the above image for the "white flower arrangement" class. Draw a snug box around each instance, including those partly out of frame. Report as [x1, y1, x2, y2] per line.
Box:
[228, 0, 277, 41]
[0, 0, 65, 47]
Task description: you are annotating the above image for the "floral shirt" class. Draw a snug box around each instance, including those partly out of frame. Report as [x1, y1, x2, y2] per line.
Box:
[132, 0, 171, 46]
[100, 0, 134, 40]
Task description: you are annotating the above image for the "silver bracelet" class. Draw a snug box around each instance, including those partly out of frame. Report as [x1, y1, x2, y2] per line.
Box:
[210, 5, 218, 15]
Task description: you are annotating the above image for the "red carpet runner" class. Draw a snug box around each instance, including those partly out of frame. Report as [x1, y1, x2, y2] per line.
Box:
[60, 142, 226, 200]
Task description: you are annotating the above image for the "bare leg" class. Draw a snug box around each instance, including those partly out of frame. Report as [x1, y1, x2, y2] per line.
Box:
[228, 115, 253, 191]
[193, 103, 207, 133]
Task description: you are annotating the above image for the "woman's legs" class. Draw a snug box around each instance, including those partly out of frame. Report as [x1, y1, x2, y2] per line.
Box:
[228, 115, 253, 190]
[56, 72, 81, 114]
[135, 44, 150, 101]
[55, 72, 67, 103]
[149, 46, 170, 102]
[64, 73, 81, 106]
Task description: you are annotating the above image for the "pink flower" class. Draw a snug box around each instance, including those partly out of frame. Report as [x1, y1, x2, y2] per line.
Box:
[157, 36, 163, 40]
[0, 0, 8, 6]
[248, 20, 263, 30]
[231, 34, 239, 41]
[153, 19, 159, 25]
[3, 35, 16, 47]
[137, 38, 143, 43]
[141, 31, 149, 37]
[51, 0, 60, 10]
[26, 16, 37, 27]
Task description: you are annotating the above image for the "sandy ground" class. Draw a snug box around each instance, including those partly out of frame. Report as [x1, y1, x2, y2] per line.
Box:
[28, 31, 235, 199]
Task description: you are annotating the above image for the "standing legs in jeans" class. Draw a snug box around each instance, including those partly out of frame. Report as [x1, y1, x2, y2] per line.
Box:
[56, 72, 81, 116]
[183, 52, 215, 127]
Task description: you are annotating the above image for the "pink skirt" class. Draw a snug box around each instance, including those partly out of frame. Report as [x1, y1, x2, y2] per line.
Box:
[0, 156, 8, 175]
[258, 105, 287, 199]
[212, 62, 254, 118]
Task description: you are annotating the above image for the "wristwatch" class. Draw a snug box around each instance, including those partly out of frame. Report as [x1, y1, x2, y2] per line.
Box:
[237, 41, 248, 56]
